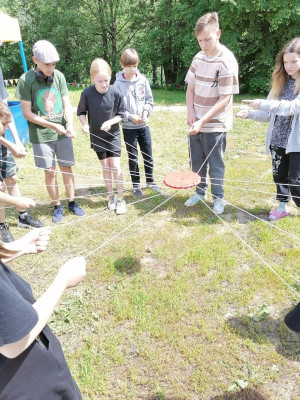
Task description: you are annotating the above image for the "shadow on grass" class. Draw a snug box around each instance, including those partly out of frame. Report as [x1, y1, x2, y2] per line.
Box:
[114, 256, 141, 275]
[209, 388, 268, 400]
[147, 389, 267, 400]
[226, 311, 300, 360]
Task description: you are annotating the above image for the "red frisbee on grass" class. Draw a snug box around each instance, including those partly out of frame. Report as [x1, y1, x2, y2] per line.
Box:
[163, 170, 201, 189]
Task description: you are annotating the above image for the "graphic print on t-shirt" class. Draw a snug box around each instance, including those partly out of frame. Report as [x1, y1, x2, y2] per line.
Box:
[35, 87, 64, 120]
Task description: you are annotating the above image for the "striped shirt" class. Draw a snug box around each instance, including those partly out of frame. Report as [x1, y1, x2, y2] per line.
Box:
[185, 45, 239, 132]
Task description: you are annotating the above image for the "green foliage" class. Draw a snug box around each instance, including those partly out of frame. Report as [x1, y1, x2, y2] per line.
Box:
[1, 0, 300, 92]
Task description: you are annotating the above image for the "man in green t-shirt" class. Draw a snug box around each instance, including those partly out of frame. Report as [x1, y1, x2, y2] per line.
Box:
[16, 40, 85, 223]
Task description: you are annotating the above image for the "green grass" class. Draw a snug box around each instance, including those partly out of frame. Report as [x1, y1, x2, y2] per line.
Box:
[4, 87, 300, 400]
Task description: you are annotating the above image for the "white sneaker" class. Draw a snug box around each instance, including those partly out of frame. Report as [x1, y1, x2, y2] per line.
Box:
[116, 198, 127, 215]
[213, 198, 224, 215]
[108, 195, 116, 211]
[184, 193, 204, 207]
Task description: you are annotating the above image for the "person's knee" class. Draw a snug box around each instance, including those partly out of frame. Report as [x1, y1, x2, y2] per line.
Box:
[4, 174, 18, 188]
[45, 168, 57, 179]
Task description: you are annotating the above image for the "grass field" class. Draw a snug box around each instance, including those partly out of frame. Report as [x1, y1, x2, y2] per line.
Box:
[5, 87, 300, 400]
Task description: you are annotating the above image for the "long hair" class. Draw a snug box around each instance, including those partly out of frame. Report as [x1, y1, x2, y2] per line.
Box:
[270, 38, 300, 98]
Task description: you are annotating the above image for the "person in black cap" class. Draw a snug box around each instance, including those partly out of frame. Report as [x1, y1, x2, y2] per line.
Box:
[15, 40, 85, 223]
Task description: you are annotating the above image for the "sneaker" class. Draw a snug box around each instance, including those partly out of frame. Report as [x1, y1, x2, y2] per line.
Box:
[68, 203, 86, 217]
[52, 206, 64, 223]
[133, 185, 143, 197]
[116, 198, 127, 215]
[107, 194, 116, 211]
[184, 193, 204, 207]
[146, 183, 163, 194]
[18, 212, 43, 229]
[0, 222, 14, 243]
[213, 198, 224, 215]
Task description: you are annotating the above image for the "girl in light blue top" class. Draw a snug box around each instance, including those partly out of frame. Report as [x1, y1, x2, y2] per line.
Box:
[236, 38, 300, 221]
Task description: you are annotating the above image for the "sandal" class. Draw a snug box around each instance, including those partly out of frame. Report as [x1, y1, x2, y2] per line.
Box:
[268, 209, 290, 221]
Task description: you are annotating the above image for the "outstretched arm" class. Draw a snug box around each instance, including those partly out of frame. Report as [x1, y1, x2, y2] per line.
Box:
[0, 256, 86, 358]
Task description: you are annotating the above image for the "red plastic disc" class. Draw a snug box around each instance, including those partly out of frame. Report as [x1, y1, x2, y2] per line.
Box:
[163, 170, 201, 189]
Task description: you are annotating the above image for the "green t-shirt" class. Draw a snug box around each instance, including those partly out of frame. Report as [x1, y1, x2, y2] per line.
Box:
[15, 69, 69, 144]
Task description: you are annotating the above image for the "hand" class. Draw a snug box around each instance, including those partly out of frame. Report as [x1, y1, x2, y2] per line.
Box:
[235, 109, 249, 119]
[82, 124, 90, 134]
[54, 124, 67, 135]
[141, 116, 149, 124]
[56, 256, 86, 289]
[8, 142, 27, 158]
[188, 120, 203, 135]
[131, 114, 144, 125]
[187, 114, 196, 127]
[65, 126, 76, 138]
[15, 196, 36, 210]
[5, 227, 51, 256]
[21, 227, 51, 255]
[101, 121, 111, 132]
[241, 99, 261, 110]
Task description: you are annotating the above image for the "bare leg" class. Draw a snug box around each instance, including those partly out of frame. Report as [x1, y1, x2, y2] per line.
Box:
[100, 158, 113, 195]
[109, 157, 123, 198]
[0, 180, 7, 223]
[44, 167, 60, 206]
[59, 165, 75, 202]
[4, 174, 23, 212]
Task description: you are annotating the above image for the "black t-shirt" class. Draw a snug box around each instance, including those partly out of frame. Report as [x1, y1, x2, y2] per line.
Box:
[77, 85, 124, 153]
[0, 263, 38, 353]
[0, 263, 82, 399]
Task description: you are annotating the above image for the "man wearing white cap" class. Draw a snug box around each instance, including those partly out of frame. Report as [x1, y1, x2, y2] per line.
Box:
[15, 40, 85, 223]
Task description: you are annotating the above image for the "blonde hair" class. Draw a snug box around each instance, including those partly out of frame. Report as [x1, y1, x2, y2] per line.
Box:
[195, 12, 219, 36]
[90, 58, 111, 78]
[0, 101, 12, 133]
[270, 38, 300, 98]
[120, 49, 140, 67]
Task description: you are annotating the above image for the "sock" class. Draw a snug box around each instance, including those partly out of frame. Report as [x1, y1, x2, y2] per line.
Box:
[277, 202, 287, 213]
[68, 201, 75, 208]
[54, 204, 62, 209]
[19, 210, 28, 220]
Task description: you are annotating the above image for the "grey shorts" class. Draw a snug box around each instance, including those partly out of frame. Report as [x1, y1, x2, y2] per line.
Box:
[32, 138, 75, 169]
[0, 144, 18, 181]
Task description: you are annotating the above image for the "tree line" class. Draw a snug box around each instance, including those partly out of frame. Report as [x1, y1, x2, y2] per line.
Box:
[1, 0, 300, 93]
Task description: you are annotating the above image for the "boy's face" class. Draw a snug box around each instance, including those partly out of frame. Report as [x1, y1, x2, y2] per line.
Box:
[122, 64, 138, 79]
[33, 56, 56, 77]
[196, 27, 221, 58]
[92, 72, 111, 94]
[0, 120, 9, 136]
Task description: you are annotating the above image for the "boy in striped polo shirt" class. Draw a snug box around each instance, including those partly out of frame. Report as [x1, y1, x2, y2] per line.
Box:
[184, 12, 239, 214]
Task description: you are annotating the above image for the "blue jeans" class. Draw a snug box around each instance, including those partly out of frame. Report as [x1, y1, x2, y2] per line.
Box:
[123, 126, 154, 185]
[189, 132, 226, 199]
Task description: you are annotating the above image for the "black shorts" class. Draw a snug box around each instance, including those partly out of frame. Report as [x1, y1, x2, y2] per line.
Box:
[96, 150, 121, 160]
